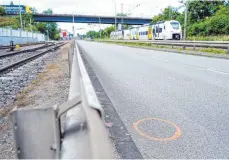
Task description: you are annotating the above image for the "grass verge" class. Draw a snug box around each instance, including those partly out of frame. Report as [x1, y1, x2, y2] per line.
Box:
[98, 40, 227, 55]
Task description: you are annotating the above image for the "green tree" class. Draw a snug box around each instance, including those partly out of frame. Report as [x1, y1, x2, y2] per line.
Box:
[152, 6, 180, 23]
[35, 9, 60, 40]
[43, 8, 53, 15]
[31, 7, 38, 14]
[104, 25, 115, 37]
[0, 6, 6, 16]
[188, 0, 225, 23]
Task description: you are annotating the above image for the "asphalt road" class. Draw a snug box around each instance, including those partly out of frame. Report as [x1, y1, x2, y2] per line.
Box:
[78, 40, 229, 159]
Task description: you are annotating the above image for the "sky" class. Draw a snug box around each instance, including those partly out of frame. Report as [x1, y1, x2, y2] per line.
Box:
[1, 0, 182, 34]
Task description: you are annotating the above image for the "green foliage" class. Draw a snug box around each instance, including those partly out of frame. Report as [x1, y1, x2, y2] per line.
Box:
[35, 9, 60, 40]
[104, 25, 115, 37]
[43, 8, 53, 15]
[152, 0, 229, 39]
[0, 16, 16, 27]
[152, 6, 180, 23]
[0, 6, 6, 16]
[188, 6, 229, 36]
[187, 0, 225, 23]
[0, 7, 60, 40]
[31, 7, 38, 14]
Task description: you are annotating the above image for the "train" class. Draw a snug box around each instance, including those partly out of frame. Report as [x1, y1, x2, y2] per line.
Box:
[110, 20, 182, 40]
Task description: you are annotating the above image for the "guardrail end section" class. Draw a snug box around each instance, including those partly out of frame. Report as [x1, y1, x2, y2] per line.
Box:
[10, 107, 60, 159]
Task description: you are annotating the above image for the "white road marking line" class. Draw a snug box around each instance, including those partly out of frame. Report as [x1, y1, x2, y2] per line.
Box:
[206, 69, 229, 75]
[150, 56, 229, 76]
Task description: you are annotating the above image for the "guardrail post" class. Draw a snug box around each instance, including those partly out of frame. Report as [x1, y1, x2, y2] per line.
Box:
[193, 44, 196, 50]
[68, 48, 73, 77]
[183, 45, 186, 50]
[227, 46, 229, 54]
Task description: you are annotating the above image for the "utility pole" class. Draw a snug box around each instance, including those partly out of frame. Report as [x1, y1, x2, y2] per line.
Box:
[72, 13, 75, 39]
[169, 5, 171, 19]
[19, 0, 23, 30]
[23, 20, 26, 30]
[184, 0, 188, 40]
[99, 17, 101, 39]
[121, 3, 123, 28]
[112, 0, 117, 37]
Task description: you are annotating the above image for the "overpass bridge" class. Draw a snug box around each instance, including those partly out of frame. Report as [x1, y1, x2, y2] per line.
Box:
[33, 14, 152, 25]
[9, 13, 152, 25]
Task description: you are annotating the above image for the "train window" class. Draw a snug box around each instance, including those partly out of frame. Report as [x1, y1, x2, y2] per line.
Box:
[153, 29, 155, 33]
[146, 31, 148, 35]
[159, 28, 162, 33]
[170, 22, 179, 29]
[156, 27, 158, 33]
[164, 26, 165, 30]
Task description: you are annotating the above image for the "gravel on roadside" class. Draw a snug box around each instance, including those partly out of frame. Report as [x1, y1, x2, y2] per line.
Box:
[0, 42, 71, 159]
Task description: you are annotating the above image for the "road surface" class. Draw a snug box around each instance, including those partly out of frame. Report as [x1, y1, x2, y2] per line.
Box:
[78, 41, 229, 159]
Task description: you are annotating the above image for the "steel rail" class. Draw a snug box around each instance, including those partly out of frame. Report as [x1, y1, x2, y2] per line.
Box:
[0, 42, 65, 73]
[0, 43, 55, 58]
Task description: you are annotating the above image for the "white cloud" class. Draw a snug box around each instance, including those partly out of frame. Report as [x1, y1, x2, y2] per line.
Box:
[1, 0, 182, 33]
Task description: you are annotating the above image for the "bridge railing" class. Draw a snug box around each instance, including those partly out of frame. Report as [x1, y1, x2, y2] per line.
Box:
[10, 40, 113, 159]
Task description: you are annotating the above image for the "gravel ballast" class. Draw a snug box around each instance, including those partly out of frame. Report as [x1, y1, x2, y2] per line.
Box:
[0, 42, 71, 159]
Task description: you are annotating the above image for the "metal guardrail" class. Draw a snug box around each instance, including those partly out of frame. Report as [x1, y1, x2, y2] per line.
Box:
[106, 40, 229, 53]
[129, 40, 229, 44]
[108, 39, 229, 44]
[10, 40, 113, 159]
[61, 40, 111, 159]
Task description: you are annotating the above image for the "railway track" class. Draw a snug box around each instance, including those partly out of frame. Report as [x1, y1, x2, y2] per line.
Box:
[0, 42, 65, 74]
[0, 42, 48, 50]
[0, 41, 66, 109]
[0, 43, 54, 58]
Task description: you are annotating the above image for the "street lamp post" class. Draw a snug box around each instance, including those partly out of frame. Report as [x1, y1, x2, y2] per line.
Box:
[72, 13, 75, 39]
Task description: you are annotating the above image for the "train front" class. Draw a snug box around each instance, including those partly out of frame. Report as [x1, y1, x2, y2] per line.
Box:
[169, 20, 182, 40]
